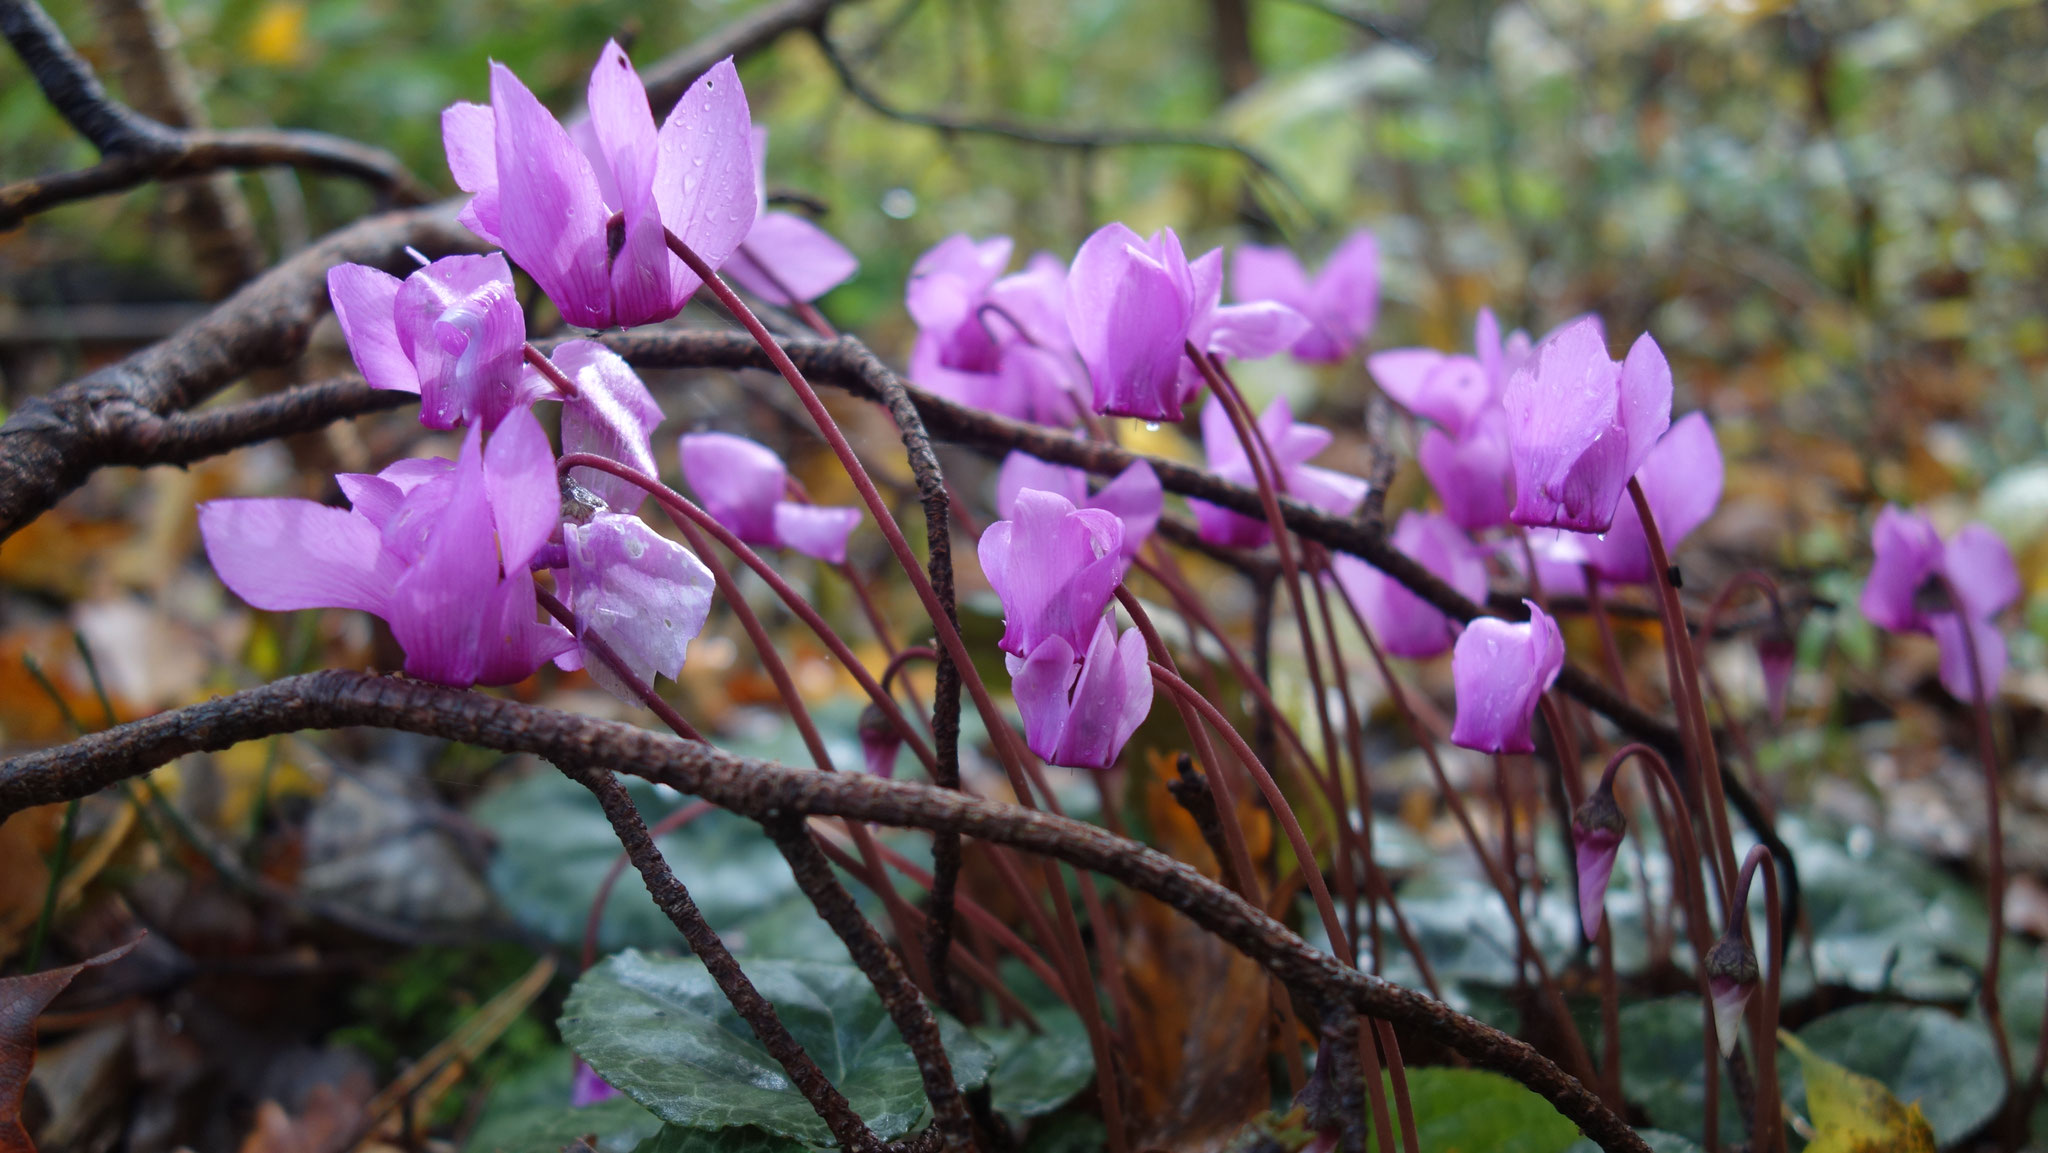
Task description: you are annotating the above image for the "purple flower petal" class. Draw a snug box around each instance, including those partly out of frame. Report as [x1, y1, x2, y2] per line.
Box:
[679, 431, 787, 545]
[1068, 224, 1192, 421]
[561, 512, 716, 700]
[1201, 301, 1311, 363]
[1944, 524, 2020, 620]
[471, 565, 577, 686]
[726, 212, 860, 305]
[588, 41, 685, 329]
[1503, 317, 1635, 533]
[571, 1059, 621, 1108]
[1933, 612, 2007, 702]
[1050, 621, 1153, 770]
[199, 499, 396, 615]
[650, 58, 758, 311]
[483, 403, 558, 572]
[1573, 821, 1624, 940]
[441, 101, 502, 245]
[386, 426, 501, 687]
[328, 264, 418, 396]
[997, 452, 1088, 519]
[1449, 601, 1564, 754]
[773, 502, 862, 563]
[1332, 511, 1487, 659]
[392, 253, 529, 429]
[1010, 633, 1080, 762]
[555, 341, 663, 515]
[1230, 245, 1310, 318]
[488, 62, 611, 329]
[1091, 461, 1163, 560]
[1305, 229, 1379, 362]
[1419, 410, 1514, 530]
[1860, 505, 1944, 634]
[977, 489, 1125, 657]
[1578, 411, 1722, 584]
[1618, 333, 1673, 483]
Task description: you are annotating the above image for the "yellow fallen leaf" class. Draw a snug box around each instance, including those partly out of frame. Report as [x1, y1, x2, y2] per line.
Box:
[244, 1, 308, 67]
[1779, 1029, 1936, 1153]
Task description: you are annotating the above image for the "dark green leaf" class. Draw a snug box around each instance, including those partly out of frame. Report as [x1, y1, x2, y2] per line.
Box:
[1367, 1068, 1579, 1153]
[561, 952, 994, 1146]
[630, 1124, 809, 1153]
[1616, 997, 1744, 1144]
[464, 1054, 663, 1153]
[975, 1007, 1096, 1121]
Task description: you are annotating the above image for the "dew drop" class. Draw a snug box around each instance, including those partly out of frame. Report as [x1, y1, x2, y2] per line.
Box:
[1143, 421, 1161, 432]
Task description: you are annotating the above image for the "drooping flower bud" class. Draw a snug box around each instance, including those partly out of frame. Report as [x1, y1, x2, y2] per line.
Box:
[858, 702, 902, 779]
[1008, 618, 1154, 771]
[1704, 932, 1761, 1057]
[1757, 625, 1796, 725]
[1571, 784, 1627, 940]
[1502, 316, 1672, 534]
[977, 488, 1125, 659]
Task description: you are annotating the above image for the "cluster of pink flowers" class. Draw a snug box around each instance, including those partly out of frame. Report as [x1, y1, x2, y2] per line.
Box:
[201, 45, 861, 702]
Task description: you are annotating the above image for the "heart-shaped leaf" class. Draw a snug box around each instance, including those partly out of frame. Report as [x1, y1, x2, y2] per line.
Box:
[975, 1007, 1096, 1121]
[561, 952, 994, 1146]
[1366, 1068, 1579, 1153]
[1780, 1005, 2001, 1146]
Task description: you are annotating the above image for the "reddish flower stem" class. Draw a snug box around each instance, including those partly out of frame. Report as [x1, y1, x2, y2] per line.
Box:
[664, 229, 1130, 1150]
[1732, 845, 1786, 1153]
[522, 343, 580, 398]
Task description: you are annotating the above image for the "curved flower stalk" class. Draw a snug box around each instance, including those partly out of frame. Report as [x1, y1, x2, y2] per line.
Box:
[1448, 601, 1565, 754]
[442, 43, 756, 329]
[976, 487, 1127, 659]
[994, 451, 1161, 562]
[1010, 617, 1153, 770]
[906, 235, 1083, 425]
[1230, 229, 1380, 363]
[1502, 315, 1672, 533]
[1066, 222, 1308, 421]
[1368, 309, 1532, 530]
[1861, 505, 2019, 700]
[1330, 511, 1487, 659]
[1187, 394, 1366, 549]
[678, 431, 863, 564]
[723, 126, 859, 306]
[200, 406, 574, 687]
[327, 252, 538, 431]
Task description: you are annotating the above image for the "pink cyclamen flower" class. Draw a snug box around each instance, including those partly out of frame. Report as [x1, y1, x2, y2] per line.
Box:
[201, 407, 574, 687]
[1330, 512, 1487, 659]
[678, 432, 863, 564]
[1418, 409, 1514, 531]
[442, 43, 755, 329]
[977, 487, 1126, 658]
[1571, 784, 1626, 939]
[1367, 309, 1530, 439]
[723, 126, 859, 306]
[1066, 223, 1308, 422]
[1009, 617, 1154, 770]
[327, 253, 538, 431]
[1522, 412, 1724, 596]
[1230, 229, 1379, 363]
[1860, 506, 2019, 700]
[553, 511, 716, 700]
[1187, 395, 1368, 549]
[572, 1058, 621, 1107]
[907, 236, 1082, 425]
[994, 451, 1161, 561]
[1502, 316, 1672, 534]
[1449, 601, 1565, 754]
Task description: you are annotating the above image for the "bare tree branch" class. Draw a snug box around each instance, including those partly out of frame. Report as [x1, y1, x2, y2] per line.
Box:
[0, 204, 479, 537]
[638, 0, 869, 118]
[0, 669, 1651, 1153]
[0, 128, 436, 230]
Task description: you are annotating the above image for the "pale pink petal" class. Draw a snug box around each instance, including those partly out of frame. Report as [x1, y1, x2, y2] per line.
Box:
[1449, 601, 1563, 754]
[327, 264, 418, 395]
[1418, 414, 1513, 530]
[1202, 301, 1311, 362]
[1051, 621, 1153, 769]
[1934, 612, 2007, 702]
[393, 253, 528, 429]
[1618, 332, 1674, 482]
[471, 566, 577, 686]
[1229, 245, 1310, 313]
[1305, 229, 1379, 360]
[386, 426, 500, 687]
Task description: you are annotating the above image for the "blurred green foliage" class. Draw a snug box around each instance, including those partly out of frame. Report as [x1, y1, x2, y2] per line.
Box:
[7, 0, 2048, 529]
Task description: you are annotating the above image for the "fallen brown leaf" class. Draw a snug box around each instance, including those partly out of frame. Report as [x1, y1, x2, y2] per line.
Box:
[0, 937, 142, 1153]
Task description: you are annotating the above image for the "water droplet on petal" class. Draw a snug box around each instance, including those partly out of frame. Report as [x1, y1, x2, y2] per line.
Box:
[1143, 422, 1160, 432]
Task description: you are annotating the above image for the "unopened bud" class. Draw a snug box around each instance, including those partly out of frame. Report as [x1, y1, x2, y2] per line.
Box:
[1571, 786, 1627, 939]
[858, 703, 903, 779]
[1704, 933, 1761, 1057]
